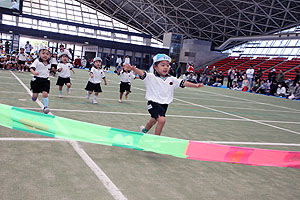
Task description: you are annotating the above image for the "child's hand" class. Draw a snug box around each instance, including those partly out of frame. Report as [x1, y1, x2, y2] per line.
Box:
[33, 71, 39, 76]
[104, 82, 107, 85]
[196, 83, 204, 88]
[90, 74, 94, 78]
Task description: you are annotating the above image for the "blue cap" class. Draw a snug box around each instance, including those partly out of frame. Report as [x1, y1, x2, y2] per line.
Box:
[152, 54, 171, 63]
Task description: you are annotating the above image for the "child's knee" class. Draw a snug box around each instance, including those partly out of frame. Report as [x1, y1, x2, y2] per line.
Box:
[157, 116, 166, 124]
[42, 92, 48, 98]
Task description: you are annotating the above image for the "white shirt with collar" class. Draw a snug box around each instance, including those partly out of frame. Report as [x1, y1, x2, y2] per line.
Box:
[119, 70, 135, 83]
[142, 72, 184, 104]
[246, 68, 254, 79]
[30, 58, 51, 78]
[58, 62, 73, 78]
[89, 67, 105, 84]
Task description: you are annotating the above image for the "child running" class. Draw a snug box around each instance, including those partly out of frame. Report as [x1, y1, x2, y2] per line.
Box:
[17, 47, 27, 72]
[117, 63, 135, 102]
[128, 54, 204, 136]
[56, 53, 75, 98]
[30, 46, 54, 114]
[85, 57, 107, 104]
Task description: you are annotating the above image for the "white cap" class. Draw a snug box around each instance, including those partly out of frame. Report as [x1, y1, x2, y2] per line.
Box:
[39, 46, 51, 52]
[93, 57, 102, 63]
[152, 54, 171, 63]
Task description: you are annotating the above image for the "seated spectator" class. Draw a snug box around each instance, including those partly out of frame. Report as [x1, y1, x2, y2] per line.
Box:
[268, 80, 278, 96]
[73, 56, 82, 68]
[241, 75, 249, 91]
[288, 82, 300, 100]
[183, 72, 189, 81]
[251, 78, 261, 93]
[208, 71, 217, 86]
[187, 72, 198, 83]
[275, 83, 287, 97]
[231, 81, 240, 90]
[199, 73, 209, 85]
[256, 79, 267, 94]
[212, 71, 224, 87]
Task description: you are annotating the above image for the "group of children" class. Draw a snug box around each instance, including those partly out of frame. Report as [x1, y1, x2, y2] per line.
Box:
[0, 47, 33, 72]
[21, 46, 205, 135]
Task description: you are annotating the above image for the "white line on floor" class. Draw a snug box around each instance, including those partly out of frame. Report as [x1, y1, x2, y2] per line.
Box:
[10, 71, 127, 200]
[2, 137, 300, 147]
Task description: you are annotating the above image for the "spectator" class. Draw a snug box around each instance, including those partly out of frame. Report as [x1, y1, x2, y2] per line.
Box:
[251, 78, 261, 93]
[288, 82, 300, 100]
[212, 71, 224, 87]
[231, 81, 239, 90]
[235, 69, 243, 88]
[276, 70, 285, 85]
[5, 40, 10, 54]
[0, 40, 4, 53]
[227, 67, 235, 88]
[124, 55, 130, 64]
[104, 54, 111, 71]
[293, 70, 299, 86]
[115, 55, 122, 72]
[208, 71, 217, 86]
[268, 68, 276, 82]
[268, 80, 278, 96]
[256, 80, 267, 94]
[276, 83, 287, 97]
[199, 73, 209, 85]
[203, 66, 209, 75]
[176, 66, 181, 78]
[255, 67, 262, 82]
[246, 65, 255, 89]
[187, 72, 198, 83]
[186, 62, 195, 73]
[24, 41, 33, 54]
[81, 56, 87, 69]
[211, 66, 216, 74]
[73, 56, 82, 68]
[58, 44, 72, 61]
[241, 74, 249, 91]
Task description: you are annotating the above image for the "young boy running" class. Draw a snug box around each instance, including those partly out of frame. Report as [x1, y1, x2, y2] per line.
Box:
[128, 54, 204, 135]
[117, 63, 135, 102]
[56, 53, 75, 97]
[30, 46, 54, 114]
[85, 57, 107, 104]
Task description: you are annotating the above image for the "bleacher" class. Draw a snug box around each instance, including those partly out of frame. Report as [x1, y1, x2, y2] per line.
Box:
[208, 56, 237, 70]
[208, 56, 300, 80]
[236, 57, 269, 71]
[219, 57, 251, 75]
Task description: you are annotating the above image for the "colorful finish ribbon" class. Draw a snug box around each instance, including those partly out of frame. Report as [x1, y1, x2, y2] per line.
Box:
[0, 103, 299, 169]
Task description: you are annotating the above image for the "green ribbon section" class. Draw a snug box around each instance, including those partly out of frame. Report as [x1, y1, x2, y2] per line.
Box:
[0, 104, 188, 158]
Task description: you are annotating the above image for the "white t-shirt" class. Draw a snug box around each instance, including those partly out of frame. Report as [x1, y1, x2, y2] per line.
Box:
[50, 57, 58, 65]
[119, 71, 135, 83]
[124, 57, 130, 64]
[246, 68, 254, 79]
[142, 72, 184, 104]
[89, 67, 105, 84]
[17, 53, 27, 61]
[58, 63, 73, 78]
[116, 57, 122, 64]
[30, 59, 51, 78]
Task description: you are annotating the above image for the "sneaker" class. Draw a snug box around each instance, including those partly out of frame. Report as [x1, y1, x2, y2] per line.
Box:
[139, 126, 145, 133]
[43, 107, 50, 114]
[92, 99, 98, 104]
[59, 94, 63, 98]
[86, 94, 90, 99]
[118, 99, 122, 103]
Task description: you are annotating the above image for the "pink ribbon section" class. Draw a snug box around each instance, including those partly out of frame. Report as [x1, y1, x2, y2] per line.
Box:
[186, 141, 300, 169]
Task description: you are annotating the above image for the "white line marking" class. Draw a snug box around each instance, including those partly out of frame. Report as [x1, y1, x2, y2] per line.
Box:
[1, 138, 300, 147]
[129, 83, 300, 136]
[0, 138, 65, 141]
[174, 97, 300, 135]
[2, 90, 300, 114]
[10, 71, 127, 200]
[190, 88, 300, 111]
[18, 107, 299, 125]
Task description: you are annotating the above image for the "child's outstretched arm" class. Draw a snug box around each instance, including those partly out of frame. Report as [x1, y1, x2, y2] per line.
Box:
[128, 65, 144, 77]
[103, 77, 107, 85]
[184, 81, 204, 88]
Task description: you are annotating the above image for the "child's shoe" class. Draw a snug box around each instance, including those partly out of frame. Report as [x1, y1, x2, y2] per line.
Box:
[118, 99, 122, 103]
[59, 94, 63, 98]
[139, 126, 145, 133]
[43, 107, 50, 114]
[92, 99, 98, 104]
